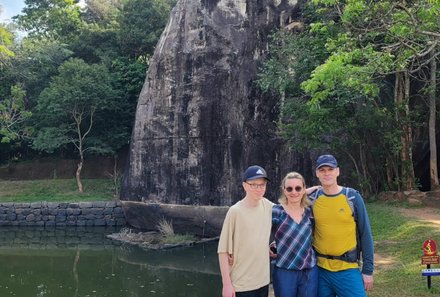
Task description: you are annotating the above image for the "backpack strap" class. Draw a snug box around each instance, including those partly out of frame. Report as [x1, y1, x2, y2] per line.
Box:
[343, 187, 356, 220]
[344, 187, 361, 261]
[309, 187, 322, 205]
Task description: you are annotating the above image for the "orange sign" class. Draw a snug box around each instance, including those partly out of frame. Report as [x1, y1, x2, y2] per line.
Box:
[423, 239, 438, 256]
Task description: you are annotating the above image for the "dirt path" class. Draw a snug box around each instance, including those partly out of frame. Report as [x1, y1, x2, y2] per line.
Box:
[398, 207, 440, 225]
[374, 206, 440, 270]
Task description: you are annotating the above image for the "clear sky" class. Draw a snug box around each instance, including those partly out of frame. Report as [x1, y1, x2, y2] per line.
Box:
[0, 0, 25, 23]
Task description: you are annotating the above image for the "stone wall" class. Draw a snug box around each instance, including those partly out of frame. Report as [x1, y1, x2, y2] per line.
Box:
[0, 226, 120, 250]
[0, 201, 126, 227]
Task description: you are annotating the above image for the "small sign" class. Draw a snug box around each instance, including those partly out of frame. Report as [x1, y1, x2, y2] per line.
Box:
[422, 268, 440, 276]
[421, 239, 439, 289]
[423, 239, 438, 256]
[422, 255, 440, 265]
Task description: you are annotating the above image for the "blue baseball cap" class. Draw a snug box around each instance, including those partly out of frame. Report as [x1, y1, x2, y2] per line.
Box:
[316, 154, 338, 170]
[242, 165, 269, 181]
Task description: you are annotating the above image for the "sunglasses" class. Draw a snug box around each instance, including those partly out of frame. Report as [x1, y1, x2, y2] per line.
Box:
[285, 186, 303, 193]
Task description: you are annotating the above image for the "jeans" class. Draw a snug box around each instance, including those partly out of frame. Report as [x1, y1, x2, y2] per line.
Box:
[236, 285, 269, 297]
[272, 265, 318, 297]
[317, 267, 366, 297]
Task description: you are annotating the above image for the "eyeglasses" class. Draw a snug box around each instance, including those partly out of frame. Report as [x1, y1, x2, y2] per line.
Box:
[285, 186, 303, 193]
[245, 182, 267, 189]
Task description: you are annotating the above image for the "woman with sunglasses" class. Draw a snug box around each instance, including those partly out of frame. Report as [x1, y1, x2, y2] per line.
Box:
[271, 172, 318, 297]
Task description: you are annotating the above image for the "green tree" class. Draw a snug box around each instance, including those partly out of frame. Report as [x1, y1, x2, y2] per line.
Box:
[15, 0, 83, 41]
[117, 0, 175, 58]
[32, 58, 116, 192]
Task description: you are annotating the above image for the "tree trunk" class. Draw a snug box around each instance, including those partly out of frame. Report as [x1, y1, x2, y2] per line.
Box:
[76, 158, 84, 193]
[429, 52, 439, 190]
[395, 71, 416, 191]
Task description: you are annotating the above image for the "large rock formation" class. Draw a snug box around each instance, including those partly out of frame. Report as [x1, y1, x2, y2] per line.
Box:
[121, 0, 308, 205]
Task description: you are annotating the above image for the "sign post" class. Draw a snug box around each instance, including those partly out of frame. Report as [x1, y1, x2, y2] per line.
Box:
[421, 239, 440, 289]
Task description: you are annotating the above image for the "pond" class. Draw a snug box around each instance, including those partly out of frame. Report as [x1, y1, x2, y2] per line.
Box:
[0, 226, 221, 297]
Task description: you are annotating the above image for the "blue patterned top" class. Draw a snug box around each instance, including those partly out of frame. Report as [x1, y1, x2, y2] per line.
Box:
[272, 204, 316, 270]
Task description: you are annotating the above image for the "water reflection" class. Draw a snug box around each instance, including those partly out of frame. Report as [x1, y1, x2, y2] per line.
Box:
[0, 227, 221, 297]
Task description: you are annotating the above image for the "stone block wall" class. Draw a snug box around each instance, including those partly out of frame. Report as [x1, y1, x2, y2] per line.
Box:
[0, 201, 126, 227]
[0, 226, 121, 250]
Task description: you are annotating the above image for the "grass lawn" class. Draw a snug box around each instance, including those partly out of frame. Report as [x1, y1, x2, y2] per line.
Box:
[367, 202, 440, 296]
[0, 179, 116, 202]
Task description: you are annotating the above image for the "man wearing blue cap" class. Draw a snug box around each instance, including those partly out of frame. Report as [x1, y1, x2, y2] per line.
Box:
[310, 154, 374, 297]
[218, 165, 273, 297]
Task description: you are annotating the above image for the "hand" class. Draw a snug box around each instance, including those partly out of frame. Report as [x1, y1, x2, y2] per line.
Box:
[306, 185, 321, 195]
[228, 254, 234, 266]
[269, 242, 277, 258]
[362, 274, 374, 291]
[222, 283, 236, 297]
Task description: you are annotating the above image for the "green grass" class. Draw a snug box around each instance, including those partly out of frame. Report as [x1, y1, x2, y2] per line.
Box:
[367, 202, 440, 296]
[162, 233, 198, 245]
[0, 179, 116, 202]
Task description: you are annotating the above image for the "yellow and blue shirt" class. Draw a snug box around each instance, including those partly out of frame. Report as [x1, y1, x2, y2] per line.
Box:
[311, 187, 374, 275]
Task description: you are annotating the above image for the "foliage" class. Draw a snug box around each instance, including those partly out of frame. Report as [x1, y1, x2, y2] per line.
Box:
[0, 178, 115, 202]
[0, 0, 173, 165]
[31, 58, 116, 155]
[117, 0, 176, 58]
[0, 24, 15, 66]
[157, 218, 175, 236]
[0, 85, 32, 143]
[259, 0, 440, 193]
[82, 0, 123, 25]
[305, 0, 440, 191]
[257, 30, 329, 95]
[114, 227, 197, 247]
[15, 0, 83, 42]
[161, 233, 197, 245]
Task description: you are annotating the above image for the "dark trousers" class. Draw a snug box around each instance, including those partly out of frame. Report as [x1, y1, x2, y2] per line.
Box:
[236, 285, 269, 297]
[272, 265, 318, 297]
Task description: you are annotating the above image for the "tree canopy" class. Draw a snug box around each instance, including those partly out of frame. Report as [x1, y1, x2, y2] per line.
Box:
[259, 0, 440, 194]
[0, 0, 174, 191]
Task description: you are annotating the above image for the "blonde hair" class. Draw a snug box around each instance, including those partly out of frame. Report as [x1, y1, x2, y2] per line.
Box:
[278, 171, 311, 207]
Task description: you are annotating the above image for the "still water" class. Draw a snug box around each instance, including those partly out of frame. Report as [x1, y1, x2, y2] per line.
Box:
[0, 227, 221, 297]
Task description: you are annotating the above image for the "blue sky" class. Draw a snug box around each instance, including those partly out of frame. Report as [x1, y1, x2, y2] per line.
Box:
[0, 0, 25, 23]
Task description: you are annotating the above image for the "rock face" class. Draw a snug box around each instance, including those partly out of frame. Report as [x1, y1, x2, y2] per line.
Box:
[121, 0, 304, 205]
